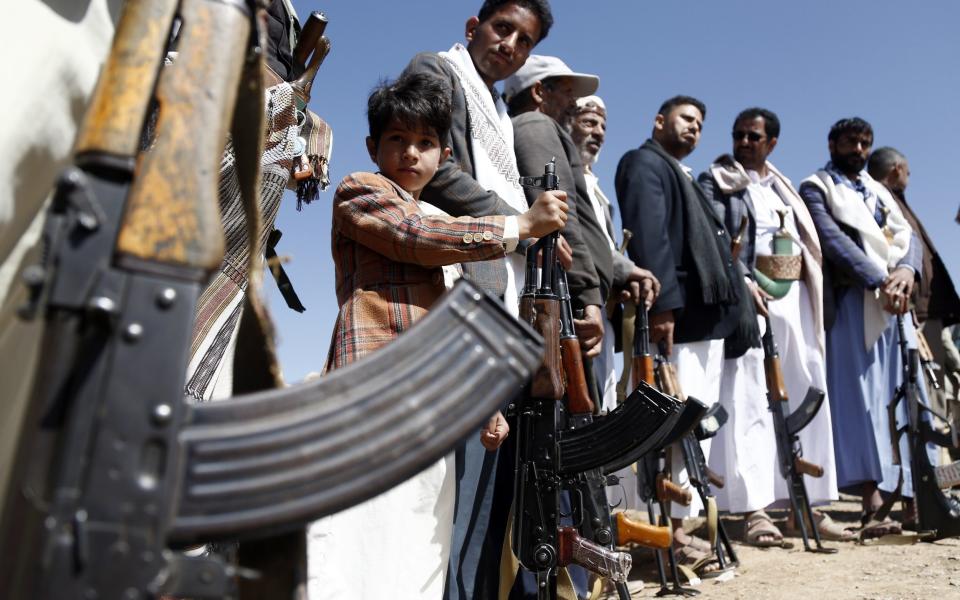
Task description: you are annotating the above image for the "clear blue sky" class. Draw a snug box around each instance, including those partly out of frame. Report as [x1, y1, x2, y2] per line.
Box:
[269, 0, 960, 382]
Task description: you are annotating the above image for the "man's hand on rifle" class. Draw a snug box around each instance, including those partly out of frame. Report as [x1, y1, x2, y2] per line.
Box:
[574, 304, 604, 358]
[882, 266, 914, 315]
[480, 410, 509, 451]
[621, 266, 660, 309]
[649, 310, 675, 356]
[748, 278, 773, 317]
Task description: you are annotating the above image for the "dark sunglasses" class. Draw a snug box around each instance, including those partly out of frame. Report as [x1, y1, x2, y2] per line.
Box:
[732, 131, 764, 142]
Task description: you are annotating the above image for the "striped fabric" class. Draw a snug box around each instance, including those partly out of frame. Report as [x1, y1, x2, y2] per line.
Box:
[325, 172, 507, 370]
[184, 82, 322, 402]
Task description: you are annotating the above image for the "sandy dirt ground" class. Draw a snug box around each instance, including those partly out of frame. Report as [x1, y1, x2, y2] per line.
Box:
[606, 496, 960, 600]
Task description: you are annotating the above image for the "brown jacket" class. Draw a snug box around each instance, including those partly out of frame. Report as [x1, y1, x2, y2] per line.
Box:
[325, 172, 508, 370]
[890, 190, 960, 325]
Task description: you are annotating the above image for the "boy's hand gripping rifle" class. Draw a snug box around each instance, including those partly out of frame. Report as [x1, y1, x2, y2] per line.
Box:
[0, 2, 544, 598]
[888, 314, 960, 539]
[760, 309, 836, 553]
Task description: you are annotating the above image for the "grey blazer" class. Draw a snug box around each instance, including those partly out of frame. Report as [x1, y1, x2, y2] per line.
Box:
[401, 52, 524, 295]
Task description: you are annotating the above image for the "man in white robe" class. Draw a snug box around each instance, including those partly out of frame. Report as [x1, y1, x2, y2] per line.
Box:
[700, 108, 845, 546]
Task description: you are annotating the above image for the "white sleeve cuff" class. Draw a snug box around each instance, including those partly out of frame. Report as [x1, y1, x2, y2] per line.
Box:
[503, 216, 520, 253]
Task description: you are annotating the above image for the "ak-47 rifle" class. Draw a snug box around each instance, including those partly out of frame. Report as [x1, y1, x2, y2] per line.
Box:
[512, 162, 691, 598]
[888, 314, 960, 539]
[637, 386, 706, 598]
[0, 2, 544, 598]
[760, 309, 836, 553]
[556, 266, 671, 600]
[513, 161, 631, 597]
[654, 347, 738, 573]
[646, 342, 739, 595]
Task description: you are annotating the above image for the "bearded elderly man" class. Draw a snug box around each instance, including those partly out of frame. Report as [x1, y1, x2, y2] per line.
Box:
[699, 108, 846, 547]
[568, 95, 660, 413]
[799, 117, 925, 537]
[615, 96, 743, 571]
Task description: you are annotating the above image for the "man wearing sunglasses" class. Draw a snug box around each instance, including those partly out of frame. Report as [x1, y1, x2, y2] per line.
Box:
[615, 96, 742, 574]
[699, 108, 846, 546]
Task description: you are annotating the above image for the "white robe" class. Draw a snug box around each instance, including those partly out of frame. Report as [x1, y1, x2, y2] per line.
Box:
[670, 339, 725, 519]
[710, 176, 838, 512]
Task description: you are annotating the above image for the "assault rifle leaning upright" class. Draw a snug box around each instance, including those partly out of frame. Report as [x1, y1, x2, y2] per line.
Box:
[0, 2, 544, 598]
[760, 309, 836, 553]
[512, 162, 687, 599]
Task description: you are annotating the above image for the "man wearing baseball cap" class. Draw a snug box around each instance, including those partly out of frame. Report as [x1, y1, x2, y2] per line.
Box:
[505, 55, 610, 359]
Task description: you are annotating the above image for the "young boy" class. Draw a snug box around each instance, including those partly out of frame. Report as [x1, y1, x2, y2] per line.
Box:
[309, 73, 568, 599]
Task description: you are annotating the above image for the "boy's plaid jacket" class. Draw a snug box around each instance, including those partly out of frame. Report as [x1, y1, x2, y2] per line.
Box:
[325, 172, 509, 370]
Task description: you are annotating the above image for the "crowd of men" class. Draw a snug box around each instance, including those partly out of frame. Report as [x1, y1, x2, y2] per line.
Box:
[300, 0, 960, 598]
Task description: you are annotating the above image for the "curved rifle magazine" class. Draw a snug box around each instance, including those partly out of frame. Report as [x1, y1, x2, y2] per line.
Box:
[784, 387, 826, 438]
[559, 382, 682, 476]
[167, 280, 542, 544]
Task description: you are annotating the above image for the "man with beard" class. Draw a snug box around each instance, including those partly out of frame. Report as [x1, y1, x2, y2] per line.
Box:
[397, 4, 572, 599]
[700, 108, 848, 546]
[868, 147, 960, 425]
[615, 96, 742, 573]
[503, 55, 608, 359]
[799, 118, 923, 537]
[568, 95, 660, 412]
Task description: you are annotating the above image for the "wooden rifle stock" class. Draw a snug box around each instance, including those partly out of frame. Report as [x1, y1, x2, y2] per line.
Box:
[115, 0, 252, 275]
[561, 337, 594, 414]
[706, 467, 726, 489]
[531, 298, 565, 399]
[615, 512, 672, 549]
[557, 267, 593, 414]
[74, 0, 179, 160]
[656, 473, 692, 506]
[795, 457, 824, 478]
[764, 354, 789, 403]
[633, 307, 655, 387]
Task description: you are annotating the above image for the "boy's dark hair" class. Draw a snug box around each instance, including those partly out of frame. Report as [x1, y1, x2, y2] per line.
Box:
[367, 73, 453, 146]
[828, 117, 873, 143]
[734, 107, 780, 139]
[657, 95, 707, 120]
[477, 0, 554, 42]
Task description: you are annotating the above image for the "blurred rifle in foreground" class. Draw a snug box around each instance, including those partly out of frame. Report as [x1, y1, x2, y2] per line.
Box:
[0, 2, 542, 598]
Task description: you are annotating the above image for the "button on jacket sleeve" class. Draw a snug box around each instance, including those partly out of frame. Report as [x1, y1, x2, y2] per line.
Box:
[333, 172, 508, 267]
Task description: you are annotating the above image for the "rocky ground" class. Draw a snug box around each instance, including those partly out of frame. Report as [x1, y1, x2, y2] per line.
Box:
[608, 495, 960, 600]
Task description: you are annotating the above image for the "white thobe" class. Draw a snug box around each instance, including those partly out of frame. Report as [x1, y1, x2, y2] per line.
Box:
[710, 172, 838, 513]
